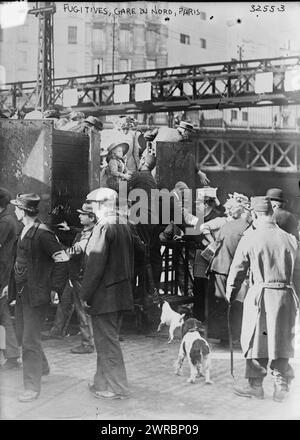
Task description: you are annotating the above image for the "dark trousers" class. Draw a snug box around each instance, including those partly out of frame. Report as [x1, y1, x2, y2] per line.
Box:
[193, 277, 207, 322]
[136, 223, 162, 290]
[245, 358, 295, 382]
[92, 311, 129, 396]
[51, 281, 94, 347]
[15, 287, 49, 393]
[72, 280, 93, 347]
[0, 297, 20, 360]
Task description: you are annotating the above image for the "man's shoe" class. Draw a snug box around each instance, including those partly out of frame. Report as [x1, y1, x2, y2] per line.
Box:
[273, 386, 289, 402]
[71, 345, 94, 354]
[0, 358, 21, 371]
[88, 384, 129, 400]
[18, 390, 39, 402]
[273, 370, 289, 402]
[234, 383, 264, 400]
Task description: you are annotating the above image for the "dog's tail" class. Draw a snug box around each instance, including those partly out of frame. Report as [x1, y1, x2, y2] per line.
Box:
[190, 340, 210, 366]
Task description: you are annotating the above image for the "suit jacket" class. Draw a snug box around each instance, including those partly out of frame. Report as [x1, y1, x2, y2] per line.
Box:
[0, 208, 18, 291]
[80, 212, 135, 315]
[8, 220, 68, 307]
[210, 218, 250, 275]
[272, 207, 298, 238]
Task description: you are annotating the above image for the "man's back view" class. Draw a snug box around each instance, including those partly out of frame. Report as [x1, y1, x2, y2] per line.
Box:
[226, 196, 300, 402]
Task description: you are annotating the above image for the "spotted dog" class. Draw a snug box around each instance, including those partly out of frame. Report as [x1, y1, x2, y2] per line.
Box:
[157, 300, 185, 343]
[175, 318, 213, 384]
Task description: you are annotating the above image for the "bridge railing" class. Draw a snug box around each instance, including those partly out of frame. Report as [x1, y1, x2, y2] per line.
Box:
[1, 55, 300, 114]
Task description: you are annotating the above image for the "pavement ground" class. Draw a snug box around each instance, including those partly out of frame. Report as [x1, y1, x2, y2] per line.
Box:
[1, 321, 300, 421]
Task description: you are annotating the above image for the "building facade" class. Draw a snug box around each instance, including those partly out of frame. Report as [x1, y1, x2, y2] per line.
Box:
[0, 1, 299, 128]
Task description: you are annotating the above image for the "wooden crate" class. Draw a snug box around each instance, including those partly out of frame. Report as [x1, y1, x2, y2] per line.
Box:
[0, 120, 90, 230]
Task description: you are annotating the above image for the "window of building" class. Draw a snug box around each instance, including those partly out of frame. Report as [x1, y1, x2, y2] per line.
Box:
[200, 11, 206, 20]
[242, 111, 248, 121]
[200, 38, 206, 49]
[119, 29, 133, 52]
[180, 33, 190, 45]
[146, 29, 158, 53]
[92, 26, 105, 52]
[68, 26, 77, 44]
[93, 58, 103, 74]
[0, 28, 3, 42]
[146, 59, 156, 70]
[231, 110, 238, 120]
[119, 59, 132, 72]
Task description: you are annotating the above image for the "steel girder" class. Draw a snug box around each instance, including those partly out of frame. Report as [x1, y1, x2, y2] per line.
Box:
[1, 55, 300, 115]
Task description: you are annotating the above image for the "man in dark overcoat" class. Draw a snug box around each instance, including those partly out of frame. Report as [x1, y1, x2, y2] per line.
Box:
[81, 188, 135, 400]
[8, 193, 69, 402]
[0, 188, 20, 370]
[226, 196, 300, 402]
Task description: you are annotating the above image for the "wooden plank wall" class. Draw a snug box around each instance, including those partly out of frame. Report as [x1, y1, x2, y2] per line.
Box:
[52, 129, 89, 229]
[0, 120, 53, 222]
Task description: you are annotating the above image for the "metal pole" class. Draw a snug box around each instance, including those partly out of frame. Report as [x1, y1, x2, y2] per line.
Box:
[112, 14, 115, 81]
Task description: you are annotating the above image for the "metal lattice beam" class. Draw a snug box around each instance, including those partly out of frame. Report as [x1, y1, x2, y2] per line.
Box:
[1, 55, 300, 115]
[196, 130, 300, 172]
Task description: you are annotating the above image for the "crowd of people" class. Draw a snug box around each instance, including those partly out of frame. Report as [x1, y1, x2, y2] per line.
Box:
[0, 114, 300, 406]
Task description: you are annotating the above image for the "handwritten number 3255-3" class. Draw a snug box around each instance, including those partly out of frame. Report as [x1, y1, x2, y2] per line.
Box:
[250, 5, 285, 12]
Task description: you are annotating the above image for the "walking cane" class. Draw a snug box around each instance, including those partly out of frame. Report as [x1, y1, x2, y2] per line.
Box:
[227, 303, 234, 378]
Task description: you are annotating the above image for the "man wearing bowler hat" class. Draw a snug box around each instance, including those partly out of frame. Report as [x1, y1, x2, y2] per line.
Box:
[0, 188, 21, 371]
[266, 188, 298, 239]
[81, 188, 134, 400]
[226, 196, 300, 402]
[8, 193, 69, 402]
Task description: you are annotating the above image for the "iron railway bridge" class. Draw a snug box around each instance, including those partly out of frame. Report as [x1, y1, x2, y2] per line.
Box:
[1, 55, 300, 115]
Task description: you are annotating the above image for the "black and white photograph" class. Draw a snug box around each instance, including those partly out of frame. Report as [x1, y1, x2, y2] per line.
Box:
[0, 0, 300, 422]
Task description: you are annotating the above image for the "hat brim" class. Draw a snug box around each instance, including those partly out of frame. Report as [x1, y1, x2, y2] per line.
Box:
[76, 209, 94, 215]
[108, 143, 130, 156]
[269, 196, 285, 203]
[178, 124, 194, 131]
[84, 121, 103, 130]
[10, 199, 39, 213]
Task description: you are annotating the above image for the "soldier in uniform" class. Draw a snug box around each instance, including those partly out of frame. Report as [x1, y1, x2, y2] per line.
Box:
[0, 188, 21, 370]
[226, 196, 300, 402]
[8, 193, 69, 402]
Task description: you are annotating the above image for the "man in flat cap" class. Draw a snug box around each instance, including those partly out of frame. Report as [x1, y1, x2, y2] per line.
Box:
[81, 188, 134, 400]
[44, 202, 96, 353]
[226, 196, 300, 402]
[0, 188, 21, 370]
[266, 188, 298, 239]
[8, 193, 69, 402]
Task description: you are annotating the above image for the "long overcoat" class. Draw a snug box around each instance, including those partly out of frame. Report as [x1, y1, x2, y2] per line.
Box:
[226, 218, 300, 359]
